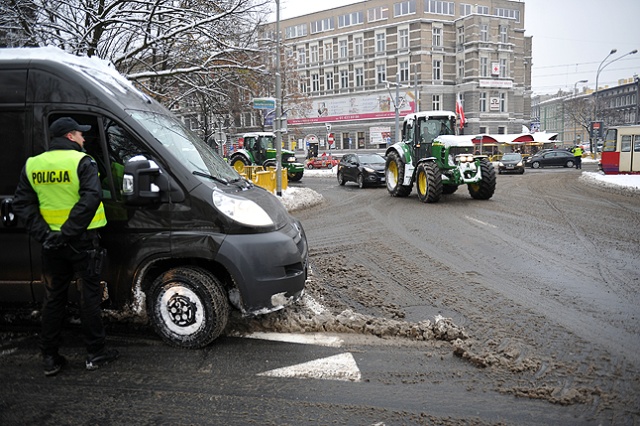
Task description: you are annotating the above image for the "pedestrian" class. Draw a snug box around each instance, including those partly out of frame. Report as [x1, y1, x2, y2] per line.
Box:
[13, 117, 119, 376]
[571, 145, 583, 169]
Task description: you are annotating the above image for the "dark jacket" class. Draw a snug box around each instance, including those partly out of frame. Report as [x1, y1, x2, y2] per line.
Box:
[13, 137, 103, 243]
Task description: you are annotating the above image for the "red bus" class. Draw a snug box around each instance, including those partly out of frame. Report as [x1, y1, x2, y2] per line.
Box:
[600, 125, 640, 174]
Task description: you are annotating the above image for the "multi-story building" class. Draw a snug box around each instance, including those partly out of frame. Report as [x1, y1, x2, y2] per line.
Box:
[252, 0, 531, 152]
[534, 76, 640, 148]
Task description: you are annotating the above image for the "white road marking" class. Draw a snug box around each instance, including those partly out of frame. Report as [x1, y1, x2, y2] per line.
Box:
[464, 215, 497, 229]
[241, 332, 344, 347]
[258, 352, 362, 382]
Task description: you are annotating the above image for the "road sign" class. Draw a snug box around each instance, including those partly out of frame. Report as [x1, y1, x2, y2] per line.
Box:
[253, 97, 276, 110]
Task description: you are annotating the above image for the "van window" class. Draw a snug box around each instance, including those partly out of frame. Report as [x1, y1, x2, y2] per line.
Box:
[0, 111, 28, 195]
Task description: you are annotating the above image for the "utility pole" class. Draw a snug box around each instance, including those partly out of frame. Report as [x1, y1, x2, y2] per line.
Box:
[274, 0, 282, 196]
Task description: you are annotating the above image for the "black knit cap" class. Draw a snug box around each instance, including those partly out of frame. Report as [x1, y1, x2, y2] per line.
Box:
[50, 117, 91, 137]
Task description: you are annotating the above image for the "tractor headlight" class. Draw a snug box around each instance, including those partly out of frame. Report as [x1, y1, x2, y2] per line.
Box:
[286, 156, 296, 163]
[458, 154, 474, 163]
[212, 189, 274, 227]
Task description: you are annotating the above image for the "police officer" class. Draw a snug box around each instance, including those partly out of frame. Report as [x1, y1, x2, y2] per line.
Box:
[571, 145, 583, 169]
[13, 117, 119, 376]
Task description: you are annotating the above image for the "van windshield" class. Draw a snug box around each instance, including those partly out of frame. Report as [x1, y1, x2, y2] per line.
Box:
[129, 110, 239, 182]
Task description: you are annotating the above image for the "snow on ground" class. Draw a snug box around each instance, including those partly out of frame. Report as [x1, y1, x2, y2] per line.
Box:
[278, 158, 639, 212]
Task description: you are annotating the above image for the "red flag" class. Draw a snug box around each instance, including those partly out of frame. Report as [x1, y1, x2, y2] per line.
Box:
[456, 95, 465, 129]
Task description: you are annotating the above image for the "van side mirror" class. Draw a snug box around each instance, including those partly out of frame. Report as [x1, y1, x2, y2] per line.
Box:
[122, 156, 165, 205]
[1, 198, 17, 227]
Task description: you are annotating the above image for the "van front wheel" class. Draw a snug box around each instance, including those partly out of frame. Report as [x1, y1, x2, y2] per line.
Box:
[148, 266, 229, 349]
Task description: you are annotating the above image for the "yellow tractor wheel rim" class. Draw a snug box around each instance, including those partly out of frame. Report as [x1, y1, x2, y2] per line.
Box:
[418, 170, 427, 195]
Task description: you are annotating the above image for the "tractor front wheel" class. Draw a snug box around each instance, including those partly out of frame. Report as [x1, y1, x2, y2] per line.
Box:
[230, 155, 251, 174]
[468, 158, 496, 200]
[416, 162, 442, 203]
[385, 151, 413, 197]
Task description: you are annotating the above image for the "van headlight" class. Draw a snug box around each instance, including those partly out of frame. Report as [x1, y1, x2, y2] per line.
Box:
[212, 189, 274, 227]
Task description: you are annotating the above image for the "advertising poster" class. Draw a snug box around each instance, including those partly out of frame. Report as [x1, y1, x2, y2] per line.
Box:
[287, 90, 416, 125]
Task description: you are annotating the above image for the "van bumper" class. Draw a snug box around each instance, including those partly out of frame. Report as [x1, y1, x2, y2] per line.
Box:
[215, 220, 308, 315]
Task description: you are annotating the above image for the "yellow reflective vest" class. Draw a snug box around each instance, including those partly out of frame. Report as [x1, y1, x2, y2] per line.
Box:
[26, 150, 107, 231]
[573, 147, 583, 157]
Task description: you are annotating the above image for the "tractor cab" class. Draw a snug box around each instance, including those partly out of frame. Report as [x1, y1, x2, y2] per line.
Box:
[403, 112, 457, 165]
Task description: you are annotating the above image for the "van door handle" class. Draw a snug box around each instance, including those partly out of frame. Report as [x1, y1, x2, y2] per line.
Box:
[1, 198, 17, 227]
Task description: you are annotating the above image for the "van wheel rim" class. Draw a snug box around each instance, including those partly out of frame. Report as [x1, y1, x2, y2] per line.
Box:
[159, 287, 204, 336]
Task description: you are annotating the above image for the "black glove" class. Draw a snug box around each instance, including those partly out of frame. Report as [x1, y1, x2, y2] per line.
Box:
[43, 231, 67, 250]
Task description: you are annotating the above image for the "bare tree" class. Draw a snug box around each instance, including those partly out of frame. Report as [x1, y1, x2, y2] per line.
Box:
[1, 0, 275, 139]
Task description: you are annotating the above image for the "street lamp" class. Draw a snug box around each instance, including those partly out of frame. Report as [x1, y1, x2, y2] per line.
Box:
[593, 48, 638, 155]
[384, 74, 408, 144]
[274, 0, 283, 196]
[573, 79, 587, 144]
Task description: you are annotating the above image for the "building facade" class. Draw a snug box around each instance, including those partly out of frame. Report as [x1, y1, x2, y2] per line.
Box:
[533, 76, 640, 148]
[252, 0, 531, 152]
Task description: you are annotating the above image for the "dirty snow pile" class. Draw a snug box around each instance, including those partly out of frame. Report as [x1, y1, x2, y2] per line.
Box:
[579, 171, 640, 195]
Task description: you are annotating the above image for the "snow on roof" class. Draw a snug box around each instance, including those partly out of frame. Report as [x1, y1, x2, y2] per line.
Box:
[0, 46, 143, 98]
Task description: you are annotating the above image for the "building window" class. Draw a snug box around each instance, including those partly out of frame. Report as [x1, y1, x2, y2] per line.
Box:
[354, 37, 364, 56]
[480, 57, 488, 77]
[432, 94, 441, 110]
[479, 126, 487, 134]
[495, 8, 520, 23]
[338, 11, 364, 28]
[325, 72, 334, 91]
[399, 60, 409, 82]
[499, 25, 508, 44]
[376, 32, 386, 53]
[500, 59, 507, 78]
[297, 48, 306, 65]
[312, 74, 320, 92]
[355, 67, 364, 87]
[339, 39, 348, 58]
[299, 81, 308, 94]
[310, 45, 319, 63]
[340, 69, 349, 88]
[311, 18, 334, 34]
[477, 5, 489, 14]
[394, 0, 416, 17]
[457, 27, 465, 49]
[458, 60, 465, 78]
[425, 1, 455, 15]
[498, 126, 506, 134]
[480, 24, 489, 42]
[399, 28, 409, 49]
[432, 60, 442, 81]
[285, 24, 307, 39]
[479, 92, 487, 112]
[377, 64, 386, 84]
[460, 3, 472, 16]
[367, 6, 389, 22]
[500, 93, 506, 112]
[324, 42, 333, 61]
[433, 27, 442, 48]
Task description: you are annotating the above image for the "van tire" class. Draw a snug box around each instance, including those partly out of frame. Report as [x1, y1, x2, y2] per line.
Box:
[148, 266, 229, 349]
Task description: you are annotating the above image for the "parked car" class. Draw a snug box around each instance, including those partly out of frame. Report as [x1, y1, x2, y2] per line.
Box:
[498, 152, 525, 174]
[306, 156, 338, 169]
[525, 150, 576, 169]
[337, 153, 386, 188]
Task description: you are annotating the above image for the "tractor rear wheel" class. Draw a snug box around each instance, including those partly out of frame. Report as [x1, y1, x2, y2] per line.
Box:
[385, 151, 413, 197]
[468, 158, 496, 200]
[416, 162, 442, 203]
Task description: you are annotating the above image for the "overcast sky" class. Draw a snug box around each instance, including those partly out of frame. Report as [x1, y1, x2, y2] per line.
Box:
[275, 0, 640, 95]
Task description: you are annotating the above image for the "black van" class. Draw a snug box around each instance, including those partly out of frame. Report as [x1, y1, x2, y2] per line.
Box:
[0, 47, 308, 348]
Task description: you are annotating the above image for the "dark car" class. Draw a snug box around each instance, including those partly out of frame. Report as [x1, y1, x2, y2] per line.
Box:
[337, 153, 386, 188]
[525, 150, 576, 169]
[498, 152, 525, 174]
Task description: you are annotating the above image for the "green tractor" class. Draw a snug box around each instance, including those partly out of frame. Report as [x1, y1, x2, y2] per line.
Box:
[230, 132, 304, 182]
[385, 111, 496, 203]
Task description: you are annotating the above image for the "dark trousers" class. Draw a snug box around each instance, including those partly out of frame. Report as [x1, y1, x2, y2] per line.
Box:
[574, 156, 582, 169]
[40, 238, 105, 356]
